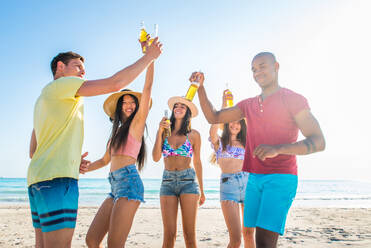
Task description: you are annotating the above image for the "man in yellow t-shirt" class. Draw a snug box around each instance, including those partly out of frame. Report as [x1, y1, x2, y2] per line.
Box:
[28, 38, 162, 247]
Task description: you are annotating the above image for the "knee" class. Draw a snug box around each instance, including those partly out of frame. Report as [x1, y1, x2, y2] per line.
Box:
[85, 235, 102, 248]
[229, 231, 241, 248]
[163, 230, 177, 244]
[256, 235, 275, 248]
[243, 227, 255, 237]
[107, 238, 125, 248]
[229, 238, 241, 248]
[256, 238, 269, 248]
[183, 231, 196, 246]
[255, 227, 278, 248]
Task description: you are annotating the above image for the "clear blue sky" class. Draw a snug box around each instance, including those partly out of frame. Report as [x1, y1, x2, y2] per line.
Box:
[1, 0, 370, 181]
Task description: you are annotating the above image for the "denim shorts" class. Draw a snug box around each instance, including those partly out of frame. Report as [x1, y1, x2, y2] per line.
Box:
[220, 171, 249, 203]
[160, 168, 200, 197]
[108, 164, 144, 203]
[28, 177, 79, 232]
[243, 173, 298, 235]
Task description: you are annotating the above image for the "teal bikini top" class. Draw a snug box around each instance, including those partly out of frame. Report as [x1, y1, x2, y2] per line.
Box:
[162, 136, 193, 158]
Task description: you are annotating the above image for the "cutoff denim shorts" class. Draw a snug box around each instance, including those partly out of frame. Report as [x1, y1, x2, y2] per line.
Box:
[108, 164, 144, 203]
[160, 168, 200, 197]
[220, 171, 249, 203]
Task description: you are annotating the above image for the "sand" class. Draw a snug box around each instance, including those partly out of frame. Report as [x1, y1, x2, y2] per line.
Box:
[0, 205, 370, 247]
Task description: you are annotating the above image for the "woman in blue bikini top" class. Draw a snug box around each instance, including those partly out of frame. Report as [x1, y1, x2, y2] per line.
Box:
[209, 89, 255, 248]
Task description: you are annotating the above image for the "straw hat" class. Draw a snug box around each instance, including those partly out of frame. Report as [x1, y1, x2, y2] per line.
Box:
[103, 89, 152, 119]
[168, 96, 198, 118]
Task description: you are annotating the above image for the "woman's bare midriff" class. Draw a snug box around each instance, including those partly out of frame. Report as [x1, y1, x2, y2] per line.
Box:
[218, 157, 244, 174]
[110, 155, 137, 172]
[164, 156, 192, 171]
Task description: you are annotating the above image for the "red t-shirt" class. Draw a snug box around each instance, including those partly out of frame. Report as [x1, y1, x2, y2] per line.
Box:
[237, 87, 310, 175]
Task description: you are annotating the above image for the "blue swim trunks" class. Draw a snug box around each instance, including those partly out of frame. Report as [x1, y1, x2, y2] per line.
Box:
[28, 177, 79, 232]
[243, 173, 298, 235]
[220, 171, 249, 203]
[108, 164, 145, 203]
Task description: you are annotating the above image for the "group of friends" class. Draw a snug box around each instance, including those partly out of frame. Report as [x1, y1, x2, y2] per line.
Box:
[27, 37, 325, 248]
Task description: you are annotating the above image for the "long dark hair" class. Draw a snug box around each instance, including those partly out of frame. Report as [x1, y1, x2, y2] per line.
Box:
[109, 93, 146, 171]
[170, 104, 192, 136]
[210, 119, 247, 164]
[221, 119, 247, 151]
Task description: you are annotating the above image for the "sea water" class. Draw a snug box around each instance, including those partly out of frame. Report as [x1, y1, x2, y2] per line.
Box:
[1, 178, 371, 208]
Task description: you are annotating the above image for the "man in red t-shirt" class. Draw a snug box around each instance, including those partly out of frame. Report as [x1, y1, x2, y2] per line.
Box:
[194, 52, 325, 248]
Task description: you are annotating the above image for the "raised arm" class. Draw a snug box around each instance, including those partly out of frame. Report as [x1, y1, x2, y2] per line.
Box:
[131, 39, 164, 141]
[209, 89, 230, 148]
[190, 130, 205, 206]
[29, 129, 37, 159]
[253, 109, 326, 160]
[76, 37, 162, 97]
[152, 117, 169, 162]
[209, 124, 219, 150]
[192, 72, 244, 124]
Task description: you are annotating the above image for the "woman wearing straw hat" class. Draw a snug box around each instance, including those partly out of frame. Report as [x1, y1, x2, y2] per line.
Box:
[209, 90, 255, 248]
[84, 39, 162, 247]
[152, 95, 205, 248]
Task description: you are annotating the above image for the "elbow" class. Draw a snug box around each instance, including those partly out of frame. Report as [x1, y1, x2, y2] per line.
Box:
[111, 76, 125, 92]
[113, 81, 123, 92]
[206, 116, 217, 124]
[312, 135, 326, 152]
[153, 157, 161, 163]
[318, 138, 326, 152]
[207, 112, 221, 124]
[193, 161, 203, 170]
[102, 157, 111, 166]
[29, 152, 33, 159]
[152, 153, 161, 163]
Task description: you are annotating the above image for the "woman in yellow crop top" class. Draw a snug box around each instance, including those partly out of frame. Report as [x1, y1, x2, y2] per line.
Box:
[83, 38, 163, 247]
[152, 90, 205, 248]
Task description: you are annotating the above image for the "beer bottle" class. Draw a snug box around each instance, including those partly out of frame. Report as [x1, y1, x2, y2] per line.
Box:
[164, 110, 171, 137]
[185, 72, 201, 101]
[139, 21, 148, 53]
[225, 83, 233, 107]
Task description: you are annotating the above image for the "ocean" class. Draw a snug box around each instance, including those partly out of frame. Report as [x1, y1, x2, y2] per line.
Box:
[1, 178, 371, 208]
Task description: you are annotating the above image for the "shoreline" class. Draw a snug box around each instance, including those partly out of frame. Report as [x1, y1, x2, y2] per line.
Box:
[1, 205, 371, 247]
[2, 202, 371, 209]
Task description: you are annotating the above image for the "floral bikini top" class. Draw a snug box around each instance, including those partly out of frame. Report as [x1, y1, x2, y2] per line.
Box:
[162, 136, 193, 158]
[210, 138, 245, 162]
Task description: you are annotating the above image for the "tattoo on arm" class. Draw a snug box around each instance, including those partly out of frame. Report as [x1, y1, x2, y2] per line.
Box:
[303, 139, 311, 154]
[307, 137, 317, 153]
[304, 137, 317, 154]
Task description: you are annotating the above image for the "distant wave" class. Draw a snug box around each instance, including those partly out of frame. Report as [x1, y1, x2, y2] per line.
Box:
[0, 197, 28, 202]
[296, 196, 371, 201]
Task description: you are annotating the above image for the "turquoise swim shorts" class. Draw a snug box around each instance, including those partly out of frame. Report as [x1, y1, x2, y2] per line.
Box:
[243, 173, 298, 235]
[28, 177, 79, 232]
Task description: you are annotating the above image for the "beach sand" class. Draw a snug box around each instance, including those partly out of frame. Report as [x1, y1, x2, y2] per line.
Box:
[1, 205, 370, 247]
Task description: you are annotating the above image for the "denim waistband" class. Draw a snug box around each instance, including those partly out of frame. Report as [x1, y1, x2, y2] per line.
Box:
[221, 171, 248, 178]
[109, 164, 137, 179]
[163, 168, 195, 177]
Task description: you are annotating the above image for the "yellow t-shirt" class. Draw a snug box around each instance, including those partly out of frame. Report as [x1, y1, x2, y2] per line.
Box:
[27, 76, 85, 186]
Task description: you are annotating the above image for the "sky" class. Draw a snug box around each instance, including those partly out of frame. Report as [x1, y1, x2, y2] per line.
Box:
[1, 0, 370, 181]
